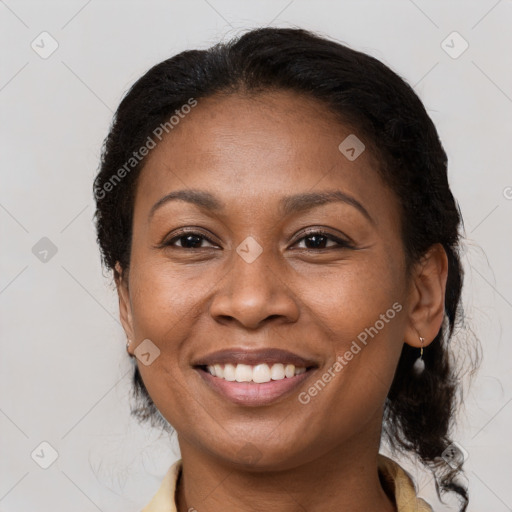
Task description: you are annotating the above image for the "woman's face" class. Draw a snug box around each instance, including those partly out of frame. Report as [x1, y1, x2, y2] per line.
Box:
[118, 91, 418, 469]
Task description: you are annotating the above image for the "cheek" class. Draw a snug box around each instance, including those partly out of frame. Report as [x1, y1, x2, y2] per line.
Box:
[126, 263, 207, 431]
[129, 260, 211, 340]
[296, 253, 406, 412]
[299, 249, 405, 343]
[126, 262, 209, 401]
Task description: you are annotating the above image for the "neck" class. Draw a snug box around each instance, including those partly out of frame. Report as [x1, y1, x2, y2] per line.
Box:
[175, 427, 396, 512]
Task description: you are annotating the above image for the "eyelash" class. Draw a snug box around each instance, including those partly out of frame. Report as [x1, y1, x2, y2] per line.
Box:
[161, 229, 355, 251]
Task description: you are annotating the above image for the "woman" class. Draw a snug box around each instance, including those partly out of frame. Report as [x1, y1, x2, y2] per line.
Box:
[93, 27, 473, 511]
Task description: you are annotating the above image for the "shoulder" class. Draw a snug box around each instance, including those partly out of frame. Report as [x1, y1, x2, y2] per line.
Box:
[141, 459, 182, 512]
[378, 454, 433, 512]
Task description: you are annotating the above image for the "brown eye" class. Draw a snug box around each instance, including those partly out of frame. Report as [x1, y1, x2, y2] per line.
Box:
[165, 231, 218, 249]
[294, 230, 354, 250]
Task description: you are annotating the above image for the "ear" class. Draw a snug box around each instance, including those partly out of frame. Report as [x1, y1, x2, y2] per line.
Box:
[403, 243, 449, 349]
[115, 262, 135, 356]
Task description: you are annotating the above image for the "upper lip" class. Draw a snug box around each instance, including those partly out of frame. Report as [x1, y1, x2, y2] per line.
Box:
[192, 348, 319, 368]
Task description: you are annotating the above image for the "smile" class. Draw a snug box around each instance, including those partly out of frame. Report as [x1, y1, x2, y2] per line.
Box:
[192, 347, 319, 406]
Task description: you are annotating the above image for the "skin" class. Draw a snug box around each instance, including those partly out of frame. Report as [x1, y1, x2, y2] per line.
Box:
[115, 90, 448, 512]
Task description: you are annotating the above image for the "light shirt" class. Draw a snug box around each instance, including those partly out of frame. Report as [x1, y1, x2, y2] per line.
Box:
[142, 454, 432, 511]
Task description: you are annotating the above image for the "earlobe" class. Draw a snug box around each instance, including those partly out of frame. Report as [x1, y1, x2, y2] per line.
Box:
[114, 262, 135, 352]
[403, 243, 449, 349]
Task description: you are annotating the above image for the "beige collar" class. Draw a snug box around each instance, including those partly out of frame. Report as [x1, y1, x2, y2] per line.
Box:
[142, 454, 432, 512]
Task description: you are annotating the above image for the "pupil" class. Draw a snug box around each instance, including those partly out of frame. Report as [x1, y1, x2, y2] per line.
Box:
[306, 235, 326, 249]
[183, 235, 202, 248]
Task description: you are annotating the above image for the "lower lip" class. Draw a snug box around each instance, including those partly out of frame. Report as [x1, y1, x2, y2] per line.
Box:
[195, 367, 315, 406]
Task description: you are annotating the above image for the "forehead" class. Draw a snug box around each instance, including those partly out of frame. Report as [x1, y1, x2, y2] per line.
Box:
[134, 90, 400, 229]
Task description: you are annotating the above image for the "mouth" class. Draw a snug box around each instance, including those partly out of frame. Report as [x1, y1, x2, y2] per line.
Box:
[192, 348, 319, 406]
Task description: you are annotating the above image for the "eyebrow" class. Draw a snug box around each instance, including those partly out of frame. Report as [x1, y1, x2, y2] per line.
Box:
[280, 190, 375, 225]
[148, 188, 375, 225]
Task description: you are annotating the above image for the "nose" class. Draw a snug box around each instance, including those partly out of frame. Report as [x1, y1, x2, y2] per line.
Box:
[209, 244, 300, 330]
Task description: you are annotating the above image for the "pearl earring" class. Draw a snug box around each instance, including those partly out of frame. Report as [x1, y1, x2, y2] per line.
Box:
[412, 336, 425, 375]
[126, 338, 132, 348]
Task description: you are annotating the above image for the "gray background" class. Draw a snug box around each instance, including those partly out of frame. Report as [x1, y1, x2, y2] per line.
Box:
[1, 0, 511, 510]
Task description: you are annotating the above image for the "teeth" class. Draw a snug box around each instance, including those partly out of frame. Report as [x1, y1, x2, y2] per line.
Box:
[223, 364, 236, 381]
[235, 364, 253, 382]
[251, 364, 269, 383]
[205, 363, 307, 383]
[270, 363, 285, 380]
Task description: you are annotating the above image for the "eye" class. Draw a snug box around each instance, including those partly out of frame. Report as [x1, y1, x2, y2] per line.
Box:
[163, 230, 218, 249]
[159, 229, 354, 251]
[293, 230, 354, 250]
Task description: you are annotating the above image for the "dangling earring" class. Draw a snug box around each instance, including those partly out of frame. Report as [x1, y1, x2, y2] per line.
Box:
[412, 336, 425, 375]
[126, 338, 132, 349]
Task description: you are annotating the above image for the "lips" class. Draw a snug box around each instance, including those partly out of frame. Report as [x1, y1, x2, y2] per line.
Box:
[192, 347, 319, 406]
[192, 348, 319, 368]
